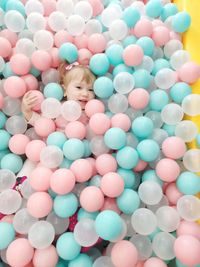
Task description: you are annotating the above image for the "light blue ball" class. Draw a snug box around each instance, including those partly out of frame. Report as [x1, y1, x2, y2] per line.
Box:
[152, 59, 170, 75]
[59, 43, 78, 63]
[149, 89, 169, 111]
[196, 134, 200, 148]
[117, 168, 136, 188]
[112, 63, 132, 76]
[136, 37, 155, 56]
[170, 82, 191, 104]
[142, 169, 163, 187]
[30, 67, 41, 77]
[89, 175, 101, 187]
[137, 139, 160, 162]
[160, 3, 178, 21]
[1, 153, 23, 173]
[146, 0, 163, 18]
[63, 139, 85, 160]
[59, 157, 72, 168]
[89, 53, 110, 76]
[56, 232, 81, 261]
[162, 123, 176, 136]
[176, 171, 200, 195]
[0, 112, 7, 129]
[0, 149, 9, 161]
[95, 210, 123, 241]
[0, 222, 15, 250]
[133, 69, 152, 89]
[106, 44, 123, 66]
[172, 11, 191, 33]
[77, 208, 99, 221]
[0, 0, 7, 10]
[56, 260, 67, 267]
[122, 35, 137, 48]
[53, 193, 78, 218]
[47, 132, 67, 149]
[148, 227, 161, 240]
[6, 0, 26, 16]
[123, 7, 141, 28]
[68, 254, 92, 267]
[117, 189, 140, 214]
[93, 76, 114, 99]
[2, 62, 15, 78]
[116, 146, 139, 169]
[44, 83, 64, 101]
[104, 127, 127, 150]
[83, 140, 92, 157]
[132, 117, 154, 138]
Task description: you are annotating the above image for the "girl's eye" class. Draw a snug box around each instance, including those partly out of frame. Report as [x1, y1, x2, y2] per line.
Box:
[77, 86, 82, 89]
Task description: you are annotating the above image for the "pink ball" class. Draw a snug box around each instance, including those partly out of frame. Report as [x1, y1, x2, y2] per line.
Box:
[143, 257, 167, 267]
[54, 30, 74, 48]
[178, 62, 200, 84]
[134, 160, 148, 172]
[42, 0, 56, 16]
[162, 136, 186, 159]
[29, 90, 45, 111]
[152, 26, 170, 46]
[86, 157, 97, 176]
[111, 113, 131, 132]
[96, 154, 117, 175]
[0, 29, 18, 47]
[9, 134, 30, 155]
[165, 183, 183, 205]
[89, 113, 110, 135]
[34, 117, 56, 137]
[170, 31, 181, 41]
[4, 76, 26, 98]
[100, 172, 124, 198]
[80, 186, 104, 212]
[88, 0, 104, 16]
[152, 19, 164, 28]
[22, 75, 39, 92]
[1, 214, 14, 223]
[134, 19, 153, 38]
[25, 140, 46, 162]
[10, 54, 31, 75]
[70, 159, 93, 182]
[88, 33, 106, 53]
[33, 245, 58, 267]
[111, 240, 138, 267]
[31, 50, 52, 71]
[30, 166, 52, 191]
[6, 238, 34, 267]
[177, 221, 200, 240]
[174, 235, 200, 266]
[65, 121, 86, 139]
[78, 48, 93, 66]
[50, 47, 61, 68]
[85, 99, 105, 117]
[0, 37, 12, 58]
[128, 88, 150, 110]
[50, 168, 75, 194]
[27, 192, 53, 218]
[0, 93, 4, 109]
[155, 158, 180, 182]
[74, 34, 88, 49]
[101, 197, 121, 214]
[123, 44, 144, 66]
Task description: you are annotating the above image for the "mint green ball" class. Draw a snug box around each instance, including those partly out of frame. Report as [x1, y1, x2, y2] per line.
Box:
[136, 37, 155, 56]
[106, 44, 123, 66]
[149, 89, 169, 111]
[30, 67, 41, 77]
[132, 117, 154, 138]
[104, 127, 127, 150]
[0, 222, 15, 249]
[122, 36, 137, 48]
[0, 130, 11, 150]
[93, 76, 114, 99]
[133, 69, 152, 89]
[59, 43, 78, 63]
[142, 170, 163, 187]
[59, 157, 72, 168]
[0, 112, 7, 129]
[89, 175, 101, 187]
[63, 139, 85, 160]
[0, 149, 9, 161]
[77, 208, 99, 221]
[69, 254, 92, 267]
[2, 62, 15, 78]
[146, 0, 163, 18]
[117, 189, 140, 214]
[137, 139, 160, 162]
[89, 53, 110, 76]
[162, 124, 176, 136]
[47, 132, 67, 149]
[83, 140, 92, 157]
[112, 63, 132, 76]
[54, 193, 78, 218]
[116, 146, 139, 169]
[117, 168, 136, 188]
[123, 7, 140, 28]
[1, 153, 23, 173]
[170, 82, 191, 104]
[172, 11, 191, 33]
[56, 232, 81, 261]
[44, 83, 64, 101]
[152, 59, 170, 76]
[6, 0, 26, 16]
[161, 3, 178, 21]
[176, 171, 200, 195]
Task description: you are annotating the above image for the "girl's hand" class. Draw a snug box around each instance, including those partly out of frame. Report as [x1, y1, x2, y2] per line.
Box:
[21, 92, 38, 112]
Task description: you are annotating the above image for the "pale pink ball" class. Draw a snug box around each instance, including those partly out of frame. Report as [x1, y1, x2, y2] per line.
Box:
[134, 19, 153, 38]
[70, 159, 93, 182]
[111, 113, 131, 132]
[162, 136, 186, 159]
[111, 240, 138, 267]
[42, 0, 56, 16]
[0, 37, 12, 58]
[34, 117, 56, 137]
[65, 121, 86, 139]
[33, 245, 58, 267]
[50, 47, 61, 68]
[10, 54, 31, 75]
[174, 235, 200, 266]
[88, 33, 106, 53]
[89, 113, 110, 135]
[85, 99, 105, 117]
[170, 31, 181, 41]
[31, 50, 52, 71]
[0, 93, 4, 109]
[101, 172, 124, 198]
[134, 160, 148, 172]
[123, 44, 144, 66]
[4, 76, 26, 98]
[25, 140, 46, 162]
[136, 262, 144, 267]
[22, 75, 39, 92]
[177, 221, 200, 240]
[101, 197, 121, 214]
[9, 134, 30, 155]
[80, 186, 104, 212]
[143, 257, 167, 267]
[128, 88, 150, 110]
[86, 157, 97, 176]
[74, 34, 88, 49]
[78, 48, 93, 65]
[165, 183, 183, 205]
[50, 168, 75, 194]
[88, 0, 104, 16]
[178, 62, 200, 84]
[27, 192, 53, 218]
[152, 26, 170, 46]
[96, 154, 117, 175]
[152, 19, 164, 28]
[0, 29, 18, 47]
[30, 90, 45, 111]
[30, 166, 52, 191]
[155, 158, 180, 182]
[54, 30, 74, 48]
[6, 238, 34, 267]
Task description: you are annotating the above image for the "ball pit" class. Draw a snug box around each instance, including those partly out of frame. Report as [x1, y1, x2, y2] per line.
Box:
[0, 0, 200, 266]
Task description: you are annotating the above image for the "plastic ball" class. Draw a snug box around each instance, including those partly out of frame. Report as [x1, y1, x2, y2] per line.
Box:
[123, 44, 144, 66]
[10, 54, 31, 75]
[100, 172, 124, 198]
[34, 117, 56, 137]
[155, 68, 177, 89]
[162, 136, 186, 159]
[47, 131, 66, 149]
[132, 116, 154, 138]
[80, 186, 104, 212]
[56, 0, 74, 17]
[40, 145, 63, 169]
[44, 82, 64, 101]
[74, 1, 92, 21]
[1, 153, 23, 173]
[85, 99, 105, 117]
[101, 6, 122, 28]
[183, 148, 200, 172]
[116, 146, 139, 169]
[138, 181, 163, 205]
[113, 72, 135, 94]
[108, 93, 129, 113]
[63, 138, 85, 161]
[53, 193, 78, 218]
[9, 134, 30, 155]
[156, 206, 180, 232]
[161, 103, 183, 125]
[144, 257, 167, 267]
[170, 50, 190, 71]
[129, 234, 152, 261]
[0, 129, 11, 150]
[25, 140, 46, 162]
[26, 12, 46, 33]
[137, 139, 160, 162]
[0, 37, 12, 58]
[4, 10, 25, 32]
[178, 62, 200, 84]
[105, 44, 123, 66]
[176, 171, 200, 195]
[33, 245, 58, 267]
[4, 76, 26, 98]
[172, 11, 191, 33]
[164, 39, 183, 59]
[66, 15, 85, 36]
[41, 98, 61, 119]
[5, 115, 27, 135]
[0, 222, 15, 250]
[177, 195, 200, 221]
[48, 11, 66, 32]
[182, 93, 200, 116]
[93, 256, 114, 267]
[0, 189, 22, 215]
[123, 7, 140, 28]
[177, 220, 200, 240]
[152, 26, 170, 47]
[85, 19, 102, 35]
[33, 29, 54, 50]
[88, 33, 106, 53]
[0, 169, 16, 192]
[89, 53, 110, 76]
[47, 212, 69, 235]
[61, 100, 81, 122]
[70, 159, 92, 183]
[109, 19, 128, 41]
[117, 189, 140, 214]
[175, 120, 198, 142]
[31, 50, 52, 71]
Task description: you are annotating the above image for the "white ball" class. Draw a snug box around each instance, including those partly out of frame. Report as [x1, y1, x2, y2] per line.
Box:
[48, 11, 66, 32]
[33, 30, 54, 50]
[74, 1, 93, 21]
[161, 103, 184, 125]
[130, 234, 152, 260]
[61, 100, 82, 121]
[4, 10, 25, 32]
[40, 145, 64, 168]
[41, 98, 61, 119]
[177, 195, 200, 221]
[0, 189, 22, 215]
[175, 120, 198, 142]
[25, 0, 44, 15]
[170, 50, 190, 70]
[85, 19, 102, 35]
[5, 115, 27, 135]
[66, 15, 85, 36]
[108, 93, 129, 113]
[156, 206, 180, 232]
[113, 72, 135, 94]
[109, 19, 128, 40]
[93, 256, 114, 267]
[26, 13, 46, 33]
[56, 0, 74, 17]
[41, 69, 60, 85]
[90, 136, 110, 156]
[155, 68, 177, 89]
[138, 181, 163, 205]
[164, 40, 183, 59]
[47, 212, 69, 235]
[182, 94, 200, 116]
[0, 169, 16, 192]
[2, 96, 21, 116]
[16, 38, 36, 57]
[13, 208, 38, 234]
[101, 6, 122, 27]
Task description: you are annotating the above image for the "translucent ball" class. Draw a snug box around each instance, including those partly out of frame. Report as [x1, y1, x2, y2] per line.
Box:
[109, 19, 128, 41]
[147, 195, 169, 213]
[0, 8, 4, 27]
[101, 6, 122, 27]
[66, 15, 85, 36]
[150, 128, 168, 146]
[20, 179, 35, 199]
[4, 10, 25, 32]
[0, 189, 22, 215]
[129, 234, 152, 261]
[40, 145, 64, 169]
[131, 208, 157, 235]
[170, 50, 190, 70]
[74, 1, 93, 21]
[126, 108, 143, 121]
[26, 13, 46, 33]
[177, 195, 200, 221]
[93, 256, 114, 267]
[135, 56, 154, 72]
[138, 181, 163, 205]
[89, 136, 109, 156]
[25, 127, 41, 140]
[145, 111, 163, 128]
[156, 206, 180, 232]
[47, 212, 69, 235]
[175, 120, 198, 142]
[18, 29, 34, 40]
[41, 98, 61, 119]
[113, 72, 135, 94]
[126, 132, 139, 148]
[164, 40, 183, 59]
[56, 0, 74, 17]
[108, 93, 128, 113]
[48, 11, 66, 32]
[25, 0, 44, 15]
[42, 69, 60, 85]
[28, 220, 55, 249]
[0, 169, 16, 192]
[5, 115, 27, 135]
[154, 68, 177, 89]
[85, 19, 102, 35]
[181, 94, 200, 116]
[0, 57, 5, 72]
[2, 96, 21, 116]
[161, 103, 184, 125]
[121, 214, 135, 237]
[16, 38, 36, 57]
[87, 248, 101, 262]
[33, 30, 54, 50]
[61, 100, 82, 121]
[152, 232, 176, 260]
[13, 208, 38, 234]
